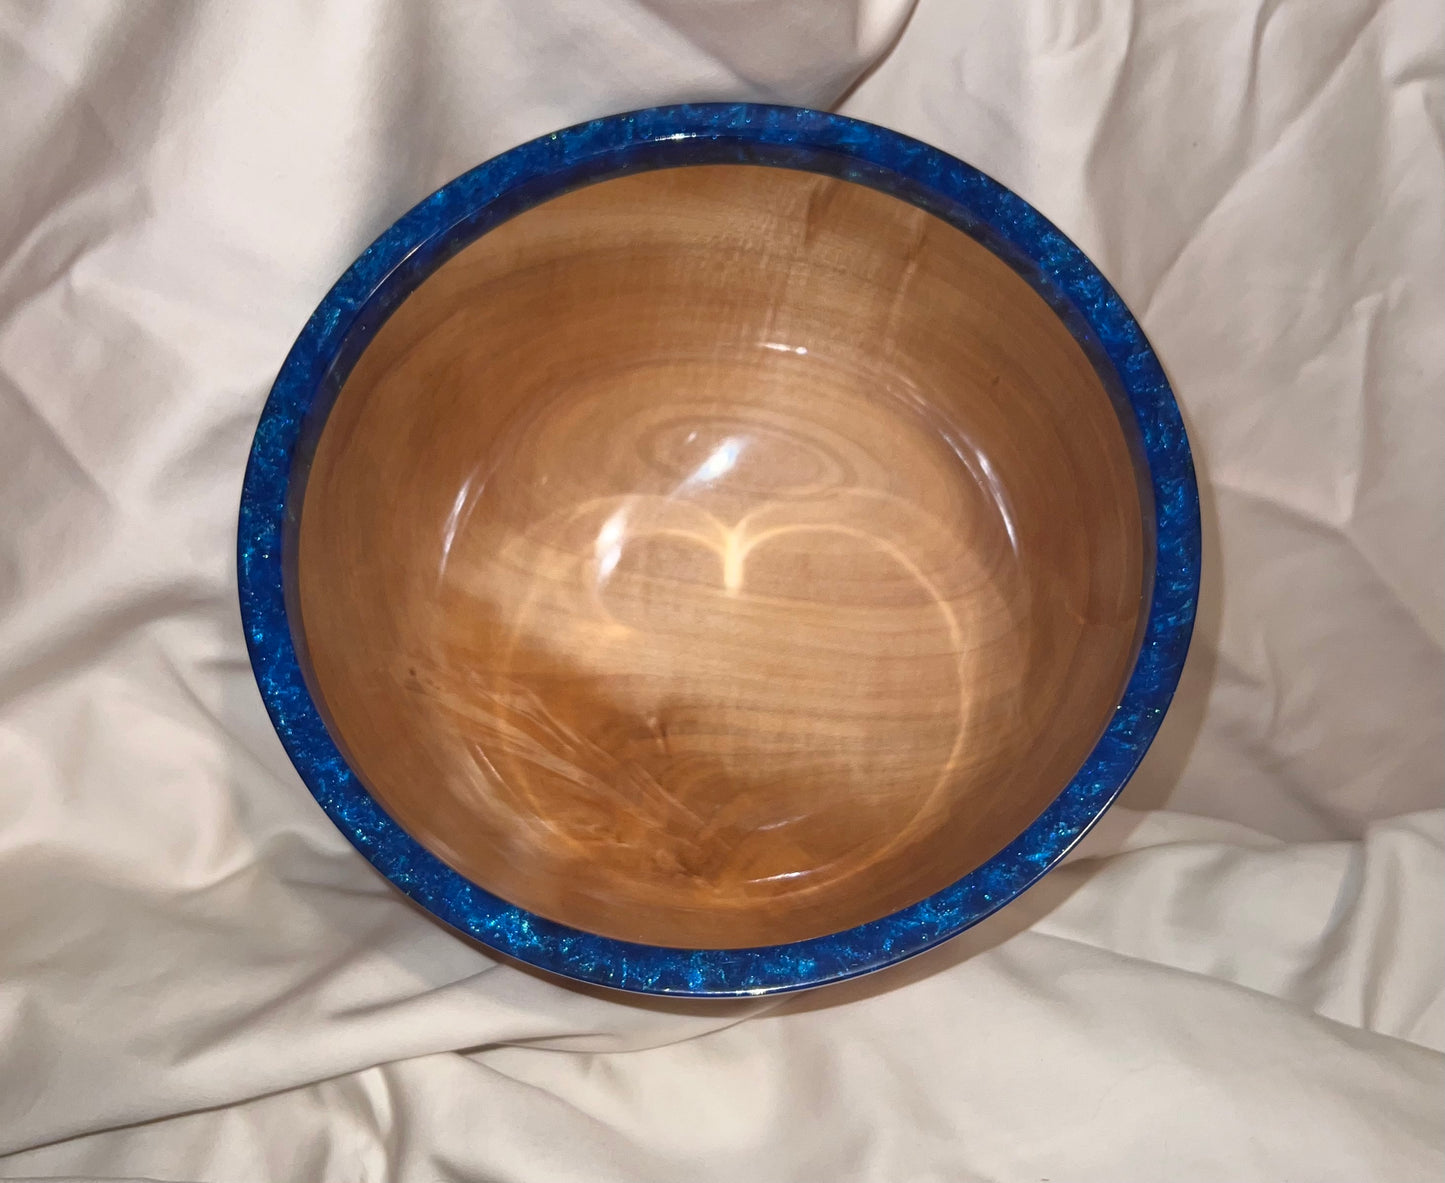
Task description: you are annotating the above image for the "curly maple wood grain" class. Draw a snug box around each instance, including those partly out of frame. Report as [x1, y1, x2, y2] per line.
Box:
[296, 164, 1146, 948]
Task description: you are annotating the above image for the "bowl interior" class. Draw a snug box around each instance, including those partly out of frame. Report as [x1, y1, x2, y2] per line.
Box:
[295, 164, 1147, 949]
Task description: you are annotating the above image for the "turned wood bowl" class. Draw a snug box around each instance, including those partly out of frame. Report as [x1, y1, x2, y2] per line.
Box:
[240, 105, 1199, 995]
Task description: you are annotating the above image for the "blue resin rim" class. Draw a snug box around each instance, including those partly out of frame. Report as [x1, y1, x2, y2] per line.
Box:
[238, 103, 1200, 997]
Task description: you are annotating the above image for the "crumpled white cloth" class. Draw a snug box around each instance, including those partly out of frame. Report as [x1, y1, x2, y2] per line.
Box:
[0, 2, 1440, 1181]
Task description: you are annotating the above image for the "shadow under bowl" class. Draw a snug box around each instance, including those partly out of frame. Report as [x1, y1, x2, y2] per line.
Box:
[241, 105, 1199, 995]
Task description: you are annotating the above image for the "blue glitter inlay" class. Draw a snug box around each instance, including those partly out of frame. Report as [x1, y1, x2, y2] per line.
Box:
[238, 104, 1200, 997]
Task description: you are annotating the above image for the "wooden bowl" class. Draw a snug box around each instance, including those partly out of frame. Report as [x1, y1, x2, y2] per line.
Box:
[241, 106, 1199, 993]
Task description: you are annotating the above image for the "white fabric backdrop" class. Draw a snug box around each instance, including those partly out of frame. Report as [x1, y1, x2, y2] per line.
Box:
[0, 1, 1440, 1180]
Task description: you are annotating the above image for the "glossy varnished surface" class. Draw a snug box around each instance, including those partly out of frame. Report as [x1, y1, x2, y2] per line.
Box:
[297, 164, 1145, 948]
